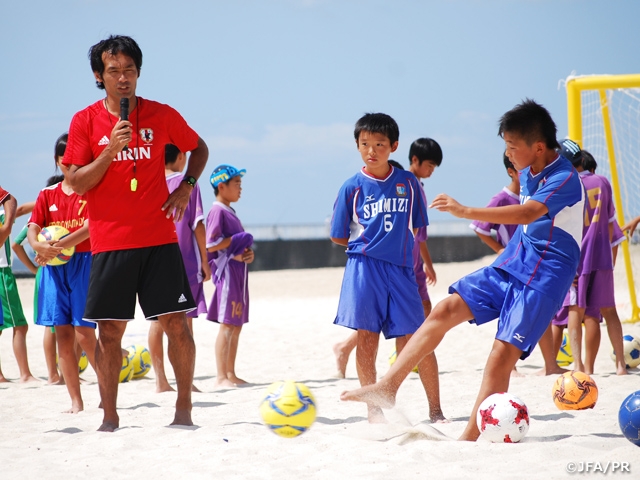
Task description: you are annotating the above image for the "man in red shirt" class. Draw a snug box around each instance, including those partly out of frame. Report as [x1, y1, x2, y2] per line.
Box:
[64, 35, 209, 432]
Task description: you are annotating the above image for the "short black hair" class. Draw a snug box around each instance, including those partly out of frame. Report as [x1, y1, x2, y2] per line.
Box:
[581, 150, 598, 173]
[388, 159, 405, 170]
[165, 144, 181, 166]
[54, 133, 68, 170]
[503, 151, 515, 171]
[89, 35, 143, 90]
[354, 113, 399, 145]
[408, 137, 443, 166]
[498, 99, 560, 149]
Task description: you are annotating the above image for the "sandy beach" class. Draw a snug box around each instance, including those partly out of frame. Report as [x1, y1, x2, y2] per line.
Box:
[1, 251, 639, 479]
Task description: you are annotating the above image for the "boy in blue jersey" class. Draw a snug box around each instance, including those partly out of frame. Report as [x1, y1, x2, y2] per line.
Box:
[331, 113, 432, 423]
[341, 100, 585, 440]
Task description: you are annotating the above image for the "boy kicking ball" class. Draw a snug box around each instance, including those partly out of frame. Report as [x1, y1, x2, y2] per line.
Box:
[341, 99, 585, 440]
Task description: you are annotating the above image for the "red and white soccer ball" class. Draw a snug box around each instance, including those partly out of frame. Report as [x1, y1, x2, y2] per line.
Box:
[476, 392, 530, 443]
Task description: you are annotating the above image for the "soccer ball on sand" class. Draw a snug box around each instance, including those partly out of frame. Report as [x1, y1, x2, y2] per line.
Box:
[259, 380, 317, 438]
[476, 392, 530, 443]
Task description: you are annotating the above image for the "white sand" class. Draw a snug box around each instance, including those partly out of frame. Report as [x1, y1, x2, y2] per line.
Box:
[1, 251, 640, 479]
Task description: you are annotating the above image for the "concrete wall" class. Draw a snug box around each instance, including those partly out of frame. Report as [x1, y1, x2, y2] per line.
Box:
[249, 236, 493, 271]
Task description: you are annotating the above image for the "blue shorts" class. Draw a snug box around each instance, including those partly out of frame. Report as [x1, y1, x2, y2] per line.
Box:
[334, 255, 425, 339]
[36, 252, 96, 329]
[450, 266, 561, 359]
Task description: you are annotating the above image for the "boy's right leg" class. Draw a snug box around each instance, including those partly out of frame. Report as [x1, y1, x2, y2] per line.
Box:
[95, 320, 127, 431]
[342, 293, 473, 409]
[355, 329, 384, 423]
[397, 334, 446, 423]
[44, 328, 62, 384]
[214, 323, 236, 388]
[458, 339, 523, 441]
[332, 331, 357, 378]
[56, 324, 83, 414]
[226, 325, 247, 385]
[12, 325, 38, 382]
[536, 324, 567, 376]
[601, 307, 628, 375]
[567, 306, 586, 372]
[583, 316, 601, 375]
[148, 321, 175, 392]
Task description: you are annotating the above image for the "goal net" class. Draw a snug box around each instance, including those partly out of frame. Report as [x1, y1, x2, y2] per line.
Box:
[565, 74, 640, 323]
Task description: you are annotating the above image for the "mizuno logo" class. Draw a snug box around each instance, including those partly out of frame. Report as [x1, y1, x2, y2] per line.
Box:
[98, 136, 109, 146]
[513, 333, 525, 342]
[178, 294, 187, 303]
[365, 194, 375, 202]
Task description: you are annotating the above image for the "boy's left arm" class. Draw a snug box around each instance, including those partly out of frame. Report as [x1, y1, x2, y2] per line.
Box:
[194, 221, 211, 281]
[419, 240, 436, 285]
[0, 193, 17, 246]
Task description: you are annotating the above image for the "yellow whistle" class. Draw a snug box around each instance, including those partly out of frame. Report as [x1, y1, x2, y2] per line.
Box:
[130, 178, 138, 192]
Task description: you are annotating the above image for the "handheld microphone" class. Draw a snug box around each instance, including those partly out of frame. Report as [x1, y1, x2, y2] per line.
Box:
[120, 97, 129, 151]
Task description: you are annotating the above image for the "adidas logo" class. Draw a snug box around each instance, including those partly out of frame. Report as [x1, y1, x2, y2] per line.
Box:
[98, 135, 109, 146]
[178, 294, 187, 303]
[49, 204, 58, 212]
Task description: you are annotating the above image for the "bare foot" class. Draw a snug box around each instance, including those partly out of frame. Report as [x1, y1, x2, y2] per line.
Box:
[171, 409, 193, 426]
[97, 421, 119, 432]
[535, 365, 568, 376]
[340, 384, 396, 409]
[616, 366, 628, 376]
[20, 374, 40, 383]
[191, 384, 202, 393]
[64, 400, 84, 414]
[214, 378, 237, 389]
[573, 361, 585, 373]
[429, 411, 449, 423]
[457, 431, 480, 442]
[333, 343, 349, 379]
[368, 406, 387, 423]
[227, 375, 248, 386]
[510, 368, 525, 378]
[155, 382, 176, 393]
[0, 376, 11, 383]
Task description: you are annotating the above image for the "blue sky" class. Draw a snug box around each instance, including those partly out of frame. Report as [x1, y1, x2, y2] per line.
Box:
[2, 0, 639, 235]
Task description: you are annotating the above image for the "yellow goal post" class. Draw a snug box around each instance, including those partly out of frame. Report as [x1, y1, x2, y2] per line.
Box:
[566, 73, 640, 323]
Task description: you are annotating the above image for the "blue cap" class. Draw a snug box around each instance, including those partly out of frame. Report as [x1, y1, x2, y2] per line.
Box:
[210, 164, 246, 188]
[559, 138, 582, 167]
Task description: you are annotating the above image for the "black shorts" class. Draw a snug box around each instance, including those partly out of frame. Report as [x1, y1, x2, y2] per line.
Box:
[84, 243, 196, 321]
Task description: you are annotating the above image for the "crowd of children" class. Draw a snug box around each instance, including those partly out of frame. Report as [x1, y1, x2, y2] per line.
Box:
[1, 97, 636, 441]
[0, 134, 253, 412]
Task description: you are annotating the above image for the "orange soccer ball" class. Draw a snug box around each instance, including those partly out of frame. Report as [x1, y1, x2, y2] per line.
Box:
[552, 371, 598, 410]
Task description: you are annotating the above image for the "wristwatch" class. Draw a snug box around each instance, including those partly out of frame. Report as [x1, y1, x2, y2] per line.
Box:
[182, 176, 197, 188]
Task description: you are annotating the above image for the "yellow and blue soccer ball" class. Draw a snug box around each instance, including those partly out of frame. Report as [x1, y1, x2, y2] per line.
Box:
[125, 344, 152, 379]
[556, 331, 573, 367]
[78, 351, 89, 373]
[119, 355, 134, 383]
[37, 225, 75, 266]
[389, 350, 419, 373]
[259, 380, 317, 438]
[610, 334, 640, 369]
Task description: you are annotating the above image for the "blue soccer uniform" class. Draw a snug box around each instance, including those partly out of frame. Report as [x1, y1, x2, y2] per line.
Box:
[451, 154, 585, 358]
[331, 166, 428, 338]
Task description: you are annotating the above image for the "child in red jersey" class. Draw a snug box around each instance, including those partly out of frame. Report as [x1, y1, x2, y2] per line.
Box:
[27, 133, 97, 413]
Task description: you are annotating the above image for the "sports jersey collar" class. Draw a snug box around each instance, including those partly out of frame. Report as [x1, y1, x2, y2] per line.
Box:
[360, 165, 394, 182]
[166, 172, 183, 181]
[213, 200, 238, 216]
[528, 154, 560, 178]
[502, 186, 520, 201]
[578, 170, 592, 178]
